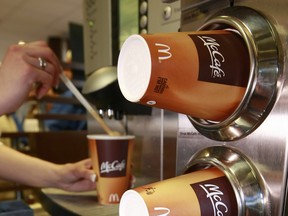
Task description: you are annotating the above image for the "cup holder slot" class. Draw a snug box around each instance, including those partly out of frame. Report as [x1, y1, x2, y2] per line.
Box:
[184, 146, 270, 216]
[188, 6, 283, 141]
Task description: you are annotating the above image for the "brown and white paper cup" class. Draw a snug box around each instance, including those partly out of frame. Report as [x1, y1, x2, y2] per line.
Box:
[117, 30, 250, 121]
[119, 167, 237, 216]
[88, 134, 134, 205]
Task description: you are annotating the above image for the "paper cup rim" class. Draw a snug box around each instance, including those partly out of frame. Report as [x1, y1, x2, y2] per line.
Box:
[87, 134, 135, 140]
[117, 34, 151, 102]
[119, 189, 149, 216]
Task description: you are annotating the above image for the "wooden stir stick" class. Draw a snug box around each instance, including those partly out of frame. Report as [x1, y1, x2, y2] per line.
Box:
[60, 73, 120, 136]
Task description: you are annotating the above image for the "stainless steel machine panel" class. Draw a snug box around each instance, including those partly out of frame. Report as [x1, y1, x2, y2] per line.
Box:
[177, 1, 288, 215]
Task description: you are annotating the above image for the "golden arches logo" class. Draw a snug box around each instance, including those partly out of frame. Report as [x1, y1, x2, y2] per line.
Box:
[155, 43, 172, 62]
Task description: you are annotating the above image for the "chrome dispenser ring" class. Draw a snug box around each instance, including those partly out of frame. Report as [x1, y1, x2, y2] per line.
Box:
[188, 6, 283, 141]
[184, 146, 270, 216]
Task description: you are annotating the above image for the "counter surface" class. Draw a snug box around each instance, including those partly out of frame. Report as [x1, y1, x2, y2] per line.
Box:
[38, 188, 118, 216]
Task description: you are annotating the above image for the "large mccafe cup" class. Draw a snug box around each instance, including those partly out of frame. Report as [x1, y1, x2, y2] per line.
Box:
[119, 167, 237, 216]
[117, 30, 250, 121]
[88, 134, 134, 205]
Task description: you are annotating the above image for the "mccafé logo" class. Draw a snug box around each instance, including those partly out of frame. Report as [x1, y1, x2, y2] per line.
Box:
[155, 43, 172, 62]
[100, 160, 126, 174]
[191, 176, 236, 216]
[197, 35, 226, 79]
[149, 184, 228, 216]
[199, 183, 229, 216]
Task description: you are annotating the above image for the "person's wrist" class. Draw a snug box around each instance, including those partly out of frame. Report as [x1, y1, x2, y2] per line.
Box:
[52, 163, 73, 190]
[44, 163, 65, 189]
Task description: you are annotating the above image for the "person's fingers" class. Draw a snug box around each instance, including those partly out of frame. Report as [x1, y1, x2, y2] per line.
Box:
[21, 56, 54, 98]
[74, 159, 96, 181]
[25, 45, 61, 71]
[69, 178, 96, 192]
[27, 40, 49, 47]
[69, 165, 97, 192]
[23, 55, 54, 76]
[80, 158, 94, 169]
[21, 41, 62, 86]
[90, 173, 97, 182]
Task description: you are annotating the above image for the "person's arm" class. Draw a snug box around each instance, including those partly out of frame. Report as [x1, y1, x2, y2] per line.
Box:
[0, 143, 96, 192]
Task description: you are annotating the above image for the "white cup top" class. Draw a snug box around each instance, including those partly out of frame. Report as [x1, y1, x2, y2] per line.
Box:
[119, 190, 149, 216]
[87, 134, 135, 140]
[117, 34, 151, 102]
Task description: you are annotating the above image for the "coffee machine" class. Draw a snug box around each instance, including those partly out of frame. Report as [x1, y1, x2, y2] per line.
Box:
[83, 0, 288, 215]
[175, 0, 288, 215]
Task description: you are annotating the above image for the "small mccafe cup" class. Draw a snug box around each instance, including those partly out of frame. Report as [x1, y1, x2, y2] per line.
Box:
[88, 134, 134, 205]
[117, 30, 250, 121]
[119, 167, 237, 216]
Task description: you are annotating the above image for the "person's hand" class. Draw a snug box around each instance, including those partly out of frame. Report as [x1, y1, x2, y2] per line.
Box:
[54, 159, 96, 192]
[53, 159, 135, 192]
[0, 41, 61, 115]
